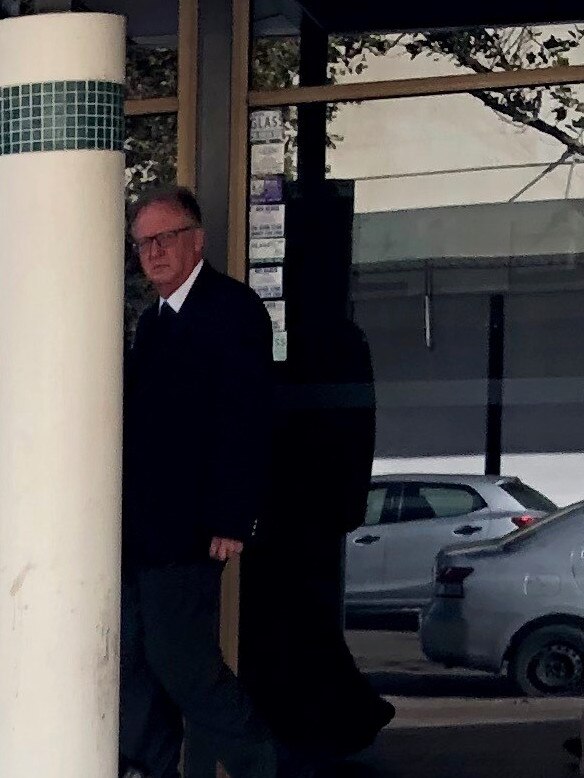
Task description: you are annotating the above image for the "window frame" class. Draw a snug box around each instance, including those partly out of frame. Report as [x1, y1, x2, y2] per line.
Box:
[124, 0, 198, 190]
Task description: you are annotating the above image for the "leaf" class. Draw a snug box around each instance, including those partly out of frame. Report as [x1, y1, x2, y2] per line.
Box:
[554, 106, 568, 121]
[405, 41, 421, 58]
[543, 35, 561, 50]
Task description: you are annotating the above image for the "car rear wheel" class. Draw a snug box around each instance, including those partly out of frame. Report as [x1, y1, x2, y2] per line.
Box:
[509, 624, 584, 697]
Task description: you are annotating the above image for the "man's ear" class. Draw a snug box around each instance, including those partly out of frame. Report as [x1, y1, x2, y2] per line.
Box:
[195, 228, 205, 254]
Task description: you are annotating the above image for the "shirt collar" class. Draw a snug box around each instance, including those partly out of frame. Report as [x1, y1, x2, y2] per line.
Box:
[159, 260, 204, 313]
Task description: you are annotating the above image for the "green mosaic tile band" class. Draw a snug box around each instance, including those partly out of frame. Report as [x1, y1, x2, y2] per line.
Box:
[0, 80, 124, 156]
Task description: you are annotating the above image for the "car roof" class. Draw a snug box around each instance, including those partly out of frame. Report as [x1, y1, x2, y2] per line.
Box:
[370, 473, 516, 486]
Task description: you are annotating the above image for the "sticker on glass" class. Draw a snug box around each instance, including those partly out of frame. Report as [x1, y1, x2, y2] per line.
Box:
[251, 142, 285, 176]
[249, 266, 283, 299]
[264, 300, 286, 332]
[250, 176, 284, 204]
[273, 331, 287, 362]
[249, 237, 286, 265]
[250, 109, 284, 144]
[249, 204, 285, 239]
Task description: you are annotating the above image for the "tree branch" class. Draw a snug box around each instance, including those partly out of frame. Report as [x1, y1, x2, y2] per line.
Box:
[420, 35, 584, 155]
[472, 90, 584, 155]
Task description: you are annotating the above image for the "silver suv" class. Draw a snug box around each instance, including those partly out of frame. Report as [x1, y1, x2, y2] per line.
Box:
[345, 474, 556, 615]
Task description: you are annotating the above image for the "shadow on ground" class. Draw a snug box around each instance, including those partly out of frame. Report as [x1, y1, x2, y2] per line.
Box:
[345, 613, 420, 632]
[320, 721, 580, 778]
[365, 668, 511, 698]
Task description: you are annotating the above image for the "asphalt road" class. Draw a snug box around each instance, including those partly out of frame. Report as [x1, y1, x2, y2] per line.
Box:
[345, 627, 505, 698]
[345, 627, 584, 725]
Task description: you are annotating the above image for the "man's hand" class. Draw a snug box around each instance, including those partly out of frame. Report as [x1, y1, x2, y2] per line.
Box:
[209, 537, 244, 562]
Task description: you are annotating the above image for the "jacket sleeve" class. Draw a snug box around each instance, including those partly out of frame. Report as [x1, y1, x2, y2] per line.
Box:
[203, 296, 274, 541]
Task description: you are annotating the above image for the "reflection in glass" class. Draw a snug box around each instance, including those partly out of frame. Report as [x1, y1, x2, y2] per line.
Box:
[313, 86, 584, 512]
[327, 84, 584, 269]
[251, 36, 300, 91]
[251, 24, 584, 90]
[126, 44, 178, 99]
[125, 113, 178, 201]
[124, 113, 178, 340]
[328, 24, 584, 84]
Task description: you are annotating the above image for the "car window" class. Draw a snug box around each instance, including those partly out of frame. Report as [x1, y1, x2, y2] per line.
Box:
[364, 483, 402, 525]
[397, 483, 486, 522]
[499, 480, 557, 513]
[364, 488, 386, 526]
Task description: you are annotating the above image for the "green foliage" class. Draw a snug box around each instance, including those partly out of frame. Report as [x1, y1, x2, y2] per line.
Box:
[124, 113, 178, 202]
[251, 34, 402, 173]
[126, 44, 177, 100]
[124, 52, 178, 342]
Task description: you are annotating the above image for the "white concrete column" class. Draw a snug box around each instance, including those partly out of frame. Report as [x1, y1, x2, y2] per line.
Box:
[0, 13, 125, 778]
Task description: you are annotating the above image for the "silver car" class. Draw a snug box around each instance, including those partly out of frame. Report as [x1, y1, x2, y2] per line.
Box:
[345, 474, 555, 615]
[421, 502, 584, 696]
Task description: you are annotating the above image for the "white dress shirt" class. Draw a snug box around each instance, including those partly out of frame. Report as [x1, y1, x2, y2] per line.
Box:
[159, 260, 204, 313]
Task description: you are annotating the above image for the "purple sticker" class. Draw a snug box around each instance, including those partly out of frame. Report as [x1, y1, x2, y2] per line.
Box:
[250, 176, 283, 204]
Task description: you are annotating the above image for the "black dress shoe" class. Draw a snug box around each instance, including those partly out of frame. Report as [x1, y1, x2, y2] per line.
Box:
[328, 699, 396, 759]
[564, 737, 582, 760]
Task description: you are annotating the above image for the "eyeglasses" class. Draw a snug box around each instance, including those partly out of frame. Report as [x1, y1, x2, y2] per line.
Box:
[132, 225, 197, 255]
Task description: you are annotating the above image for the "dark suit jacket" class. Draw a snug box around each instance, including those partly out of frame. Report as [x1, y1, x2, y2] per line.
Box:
[123, 262, 274, 569]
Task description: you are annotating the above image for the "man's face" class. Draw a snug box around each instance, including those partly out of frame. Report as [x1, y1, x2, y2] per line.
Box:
[132, 201, 204, 298]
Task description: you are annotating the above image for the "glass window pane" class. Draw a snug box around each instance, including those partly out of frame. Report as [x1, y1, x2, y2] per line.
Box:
[251, 36, 300, 91]
[418, 486, 486, 518]
[124, 113, 178, 341]
[364, 488, 386, 525]
[316, 85, 584, 487]
[328, 24, 584, 85]
[125, 113, 178, 201]
[500, 480, 558, 512]
[126, 44, 178, 99]
[270, 84, 584, 509]
[251, 23, 584, 90]
[327, 84, 584, 266]
[400, 484, 438, 521]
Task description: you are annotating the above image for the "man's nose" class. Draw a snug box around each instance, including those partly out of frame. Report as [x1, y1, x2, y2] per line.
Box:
[150, 237, 165, 257]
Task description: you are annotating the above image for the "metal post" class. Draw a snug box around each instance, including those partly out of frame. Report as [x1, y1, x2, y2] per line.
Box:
[485, 294, 505, 475]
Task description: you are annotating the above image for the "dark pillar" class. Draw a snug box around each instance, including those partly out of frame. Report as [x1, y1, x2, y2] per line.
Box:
[485, 294, 505, 475]
[297, 13, 327, 187]
[196, 0, 236, 274]
[188, 9, 235, 775]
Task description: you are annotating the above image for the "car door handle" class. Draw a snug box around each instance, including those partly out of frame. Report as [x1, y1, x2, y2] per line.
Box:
[453, 525, 483, 536]
[354, 534, 381, 545]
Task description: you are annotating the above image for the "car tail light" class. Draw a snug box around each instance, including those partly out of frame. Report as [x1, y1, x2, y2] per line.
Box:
[511, 514, 535, 529]
[435, 566, 474, 598]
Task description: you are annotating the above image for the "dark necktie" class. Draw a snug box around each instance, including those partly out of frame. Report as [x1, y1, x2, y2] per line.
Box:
[157, 301, 176, 339]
